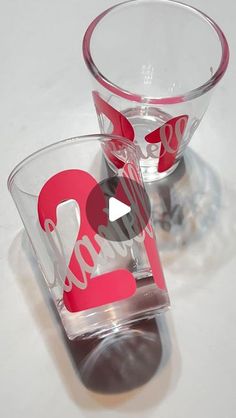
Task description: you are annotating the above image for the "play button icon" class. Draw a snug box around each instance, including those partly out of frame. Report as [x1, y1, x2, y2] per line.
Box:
[109, 197, 131, 222]
[86, 175, 151, 242]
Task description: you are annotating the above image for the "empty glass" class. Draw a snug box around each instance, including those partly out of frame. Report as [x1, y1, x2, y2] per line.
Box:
[8, 134, 169, 339]
[83, 0, 229, 181]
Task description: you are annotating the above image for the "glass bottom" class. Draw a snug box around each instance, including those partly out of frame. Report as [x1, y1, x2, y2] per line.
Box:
[58, 279, 169, 340]
[141, 159, 181, 182]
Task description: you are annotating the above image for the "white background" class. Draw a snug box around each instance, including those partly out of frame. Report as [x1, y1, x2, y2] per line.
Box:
[0, 1, 236, 417]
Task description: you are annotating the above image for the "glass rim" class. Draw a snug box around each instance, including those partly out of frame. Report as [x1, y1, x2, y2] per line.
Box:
[83, 0, 229, 104]
[7, 134, 137, 192]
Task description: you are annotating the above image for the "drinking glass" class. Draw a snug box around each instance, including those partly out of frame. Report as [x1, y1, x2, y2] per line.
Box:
[83, 0, 229, 181]
[8, 134, 169, 339]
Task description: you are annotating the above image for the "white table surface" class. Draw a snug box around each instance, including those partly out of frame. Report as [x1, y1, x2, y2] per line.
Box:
[1, 1, 236, 417]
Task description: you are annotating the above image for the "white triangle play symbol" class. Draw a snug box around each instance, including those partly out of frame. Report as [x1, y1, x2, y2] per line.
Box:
[108, 197, 131, 222]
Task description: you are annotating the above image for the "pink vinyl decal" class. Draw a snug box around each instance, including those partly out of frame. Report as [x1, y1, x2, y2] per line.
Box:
[145, 115, 188, 172]
[121, 162, 166, 290]
[92, 91, 135, 168]
[93, 91, 188, 172]
[38, 169, 136, 312]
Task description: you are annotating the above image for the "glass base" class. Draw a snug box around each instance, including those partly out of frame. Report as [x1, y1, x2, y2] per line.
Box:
[59, 281, 169, 340]
[141, 159, 181, 182]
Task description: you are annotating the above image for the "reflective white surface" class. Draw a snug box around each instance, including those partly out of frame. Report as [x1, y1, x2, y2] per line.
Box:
[1, 0, 235, 417]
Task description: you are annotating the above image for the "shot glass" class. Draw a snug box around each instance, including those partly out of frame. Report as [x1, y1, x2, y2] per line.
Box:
[8, 134, 169, 339]
[83, 0, 229, 181]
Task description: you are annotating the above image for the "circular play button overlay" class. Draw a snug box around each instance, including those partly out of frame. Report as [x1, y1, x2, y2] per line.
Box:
[86, 176, 151, 241]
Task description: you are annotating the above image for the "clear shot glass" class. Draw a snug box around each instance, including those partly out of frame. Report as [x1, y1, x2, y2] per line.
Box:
[8, 134, 169, 339]
[83, 0, 229, 181]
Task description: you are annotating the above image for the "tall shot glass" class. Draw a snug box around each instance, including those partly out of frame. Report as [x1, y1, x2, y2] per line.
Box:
[8, 135, 169, 339]
[83, 0, 229, 181]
